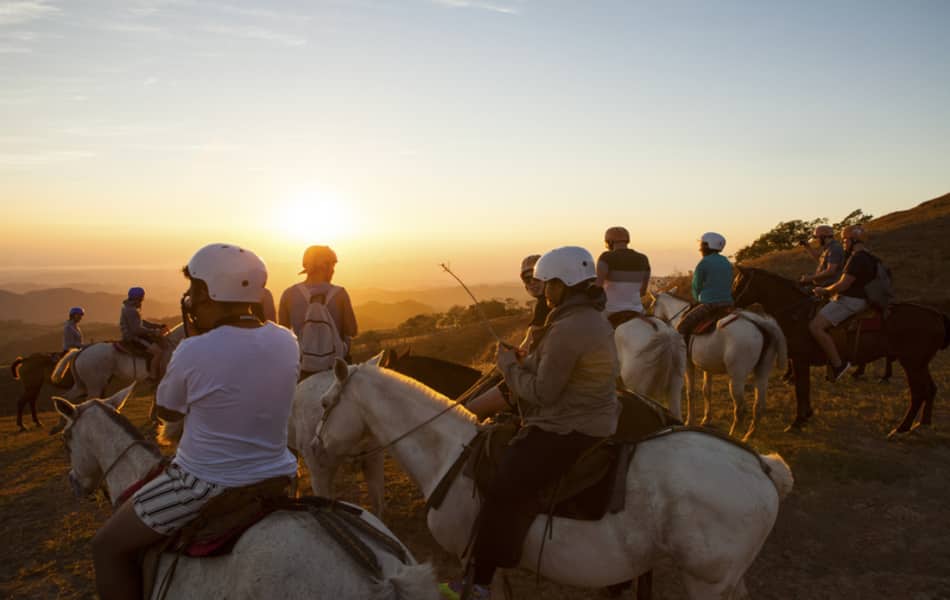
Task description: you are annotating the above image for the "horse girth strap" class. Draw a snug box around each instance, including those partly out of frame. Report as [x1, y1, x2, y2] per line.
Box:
[426, 437, 479, 512]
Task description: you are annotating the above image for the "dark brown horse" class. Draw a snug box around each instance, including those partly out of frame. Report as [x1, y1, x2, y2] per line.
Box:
[732, 266, 949, 436]
[10, 353, 74, 432]
[378, 348, 483, 399]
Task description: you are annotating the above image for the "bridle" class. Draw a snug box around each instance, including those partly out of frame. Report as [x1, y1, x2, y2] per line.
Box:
[63, 403, 161, 506]
[317, 364, 472, 462]
[653, 292, 691, 325]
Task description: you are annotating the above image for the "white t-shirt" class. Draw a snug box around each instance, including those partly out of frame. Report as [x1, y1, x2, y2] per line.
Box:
[157, 322, 300, 487]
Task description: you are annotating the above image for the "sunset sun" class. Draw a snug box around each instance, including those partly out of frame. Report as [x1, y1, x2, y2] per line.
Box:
[275, 189, 355, 245]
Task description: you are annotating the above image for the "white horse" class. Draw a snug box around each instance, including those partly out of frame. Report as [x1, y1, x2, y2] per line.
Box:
[53, 384, 439, 600]
[614, 316, 686, 420]
[52, 323, 186, 400]
[651, 292, 787, 441]
[288, 355, 387, 517]
[315, 360, 794, 599]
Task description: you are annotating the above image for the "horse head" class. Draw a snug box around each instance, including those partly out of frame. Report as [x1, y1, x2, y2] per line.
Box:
[53, 384, 136, 498]
[315, 359, 370, 470]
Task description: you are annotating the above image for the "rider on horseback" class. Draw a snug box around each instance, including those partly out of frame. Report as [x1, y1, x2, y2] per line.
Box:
[676, 232, 734, 344]
[464, 254, 549, 420]
[63, 306, 84, 352]
[596, 226, 652, 328]
[92, 244, 300, 600]
[442, 246, 620, 600]
[119, 287, 168, 382]
[809, 225, 876, 382]
[799, 224, 845, 286]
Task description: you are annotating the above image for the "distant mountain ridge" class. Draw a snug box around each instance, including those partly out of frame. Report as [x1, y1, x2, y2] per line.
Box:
[0, 288, 179, 325]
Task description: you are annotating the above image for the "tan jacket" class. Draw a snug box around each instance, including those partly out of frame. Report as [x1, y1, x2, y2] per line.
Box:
[499, 292, 620, 438]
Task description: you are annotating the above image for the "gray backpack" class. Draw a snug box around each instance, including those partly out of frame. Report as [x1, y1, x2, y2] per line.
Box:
[297, 284, 345, 373]
[864, 255, 894, 312]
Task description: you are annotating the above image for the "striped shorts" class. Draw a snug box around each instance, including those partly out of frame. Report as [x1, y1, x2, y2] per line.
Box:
[132, 464, 226, 535]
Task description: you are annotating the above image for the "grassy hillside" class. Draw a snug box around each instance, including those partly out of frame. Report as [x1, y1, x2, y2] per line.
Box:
[744, 192, 950, 309]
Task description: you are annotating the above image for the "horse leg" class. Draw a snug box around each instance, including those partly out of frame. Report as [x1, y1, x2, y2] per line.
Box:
[28, 390, 41, 427]
[891, 363, 927, 435]
[744, 368, 769, 442]
[362, 452, 386, 517]
[727, 373, 746, 438]
[880, 356, 894, 384]
[684, 363, 696, 425]
[920, 371, 937, 426]
[16, 392, 30, 431]
[700, 371, 713, 427]
[784, 356, 813, 432]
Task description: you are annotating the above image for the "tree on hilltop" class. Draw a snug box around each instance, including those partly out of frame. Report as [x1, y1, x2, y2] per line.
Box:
[734, 209, 873, 262]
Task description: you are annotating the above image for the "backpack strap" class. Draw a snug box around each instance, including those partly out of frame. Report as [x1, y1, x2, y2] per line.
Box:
[297, 283, 342, 305]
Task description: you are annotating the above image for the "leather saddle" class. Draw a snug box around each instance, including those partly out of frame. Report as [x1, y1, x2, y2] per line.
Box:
[839, 308, 884, 333]
[114, 340, 153, 360]
[693, 307, 739, 336]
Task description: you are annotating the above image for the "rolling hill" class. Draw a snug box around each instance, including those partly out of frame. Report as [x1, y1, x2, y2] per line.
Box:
[744, 192, 950, 309]
[0, 288, 179, 325]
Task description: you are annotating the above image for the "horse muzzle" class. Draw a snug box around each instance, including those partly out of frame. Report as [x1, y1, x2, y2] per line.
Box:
[68, 471, 92, 498]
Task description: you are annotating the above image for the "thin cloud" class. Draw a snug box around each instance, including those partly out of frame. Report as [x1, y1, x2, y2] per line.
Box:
[430, 0, 521, 14]
[0, 1, 60, 26]
[204, 2, 311, 21]
[204, 24, 306, 47]
[143, 77, 159, 86]
[0, 150, 95, 168]
[101, 21, 164, 34]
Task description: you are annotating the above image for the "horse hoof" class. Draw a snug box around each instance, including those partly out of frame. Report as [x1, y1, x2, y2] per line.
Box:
[17, 426, 26, 433]
[783, 419, 808, 433]
[886, 427, 913, 441]
[909, 423, 937, 440]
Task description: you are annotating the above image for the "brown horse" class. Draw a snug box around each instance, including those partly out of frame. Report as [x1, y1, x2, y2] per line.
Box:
[732, 266, 949, 437]
[10, 353, 74, 432]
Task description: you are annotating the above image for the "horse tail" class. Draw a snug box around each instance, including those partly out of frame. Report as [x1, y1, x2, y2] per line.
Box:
[51, 348, 79, 384]
[942, 312, 950, 350]
[371, 562, 439, 600]
[737, 312, 787, 371]
[11, 357, 24, 380]
[759, 452, 794, 501]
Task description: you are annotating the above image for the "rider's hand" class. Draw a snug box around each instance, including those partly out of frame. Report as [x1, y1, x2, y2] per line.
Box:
[813, 287, 829, 298]
[496, 342, 519, 369]
[799, 275, 811, 284]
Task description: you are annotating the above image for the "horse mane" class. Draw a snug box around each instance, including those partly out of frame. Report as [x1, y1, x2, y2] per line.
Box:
[83, 401, 160, 452]
[739, 267, 799, 287]
[359, 365, 480, 425]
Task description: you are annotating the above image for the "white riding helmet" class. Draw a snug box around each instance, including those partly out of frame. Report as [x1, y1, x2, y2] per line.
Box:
[533, 246, 596, 287]
[186, 243, 267, 303]
[700, 232, 726, 251]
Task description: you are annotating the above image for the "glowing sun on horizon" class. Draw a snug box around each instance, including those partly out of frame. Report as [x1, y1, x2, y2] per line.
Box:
[275, 188, 355, 244]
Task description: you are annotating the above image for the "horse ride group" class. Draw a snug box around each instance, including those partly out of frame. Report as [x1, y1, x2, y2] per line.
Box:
[16, 222, 948, 600]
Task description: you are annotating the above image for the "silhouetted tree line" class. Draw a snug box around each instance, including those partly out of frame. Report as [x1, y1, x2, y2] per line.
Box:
[734, 209, 872, 262]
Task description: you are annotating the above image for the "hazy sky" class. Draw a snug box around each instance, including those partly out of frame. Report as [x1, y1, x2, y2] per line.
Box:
[2, 0, 948, 291]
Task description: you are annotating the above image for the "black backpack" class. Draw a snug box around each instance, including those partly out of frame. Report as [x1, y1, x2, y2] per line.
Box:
[864, 254, 894, 311]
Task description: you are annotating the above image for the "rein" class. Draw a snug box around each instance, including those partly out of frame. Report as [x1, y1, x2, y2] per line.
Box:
[318, 365, 473, 462]
[655, 294, 691, 325]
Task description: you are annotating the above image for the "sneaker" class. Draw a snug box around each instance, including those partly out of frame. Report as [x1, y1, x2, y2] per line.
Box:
[828, 361, 851, 383]
[438, 581, 491, 600]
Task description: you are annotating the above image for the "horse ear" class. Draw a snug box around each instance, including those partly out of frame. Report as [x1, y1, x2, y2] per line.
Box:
[366, 350, 385, 367]
[53, 397, 77, 424]
[104, 383, 136, 413]
[333, 358, 349, 383]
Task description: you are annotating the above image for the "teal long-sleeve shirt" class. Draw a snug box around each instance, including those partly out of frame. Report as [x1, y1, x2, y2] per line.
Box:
[692, 253, 734, 304]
